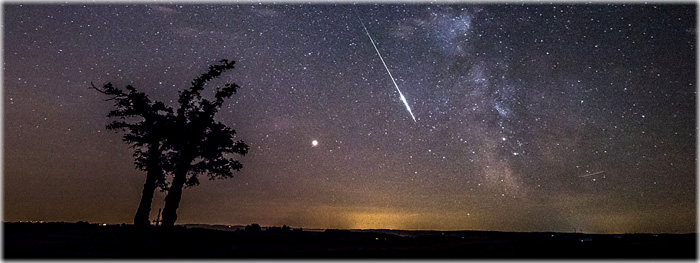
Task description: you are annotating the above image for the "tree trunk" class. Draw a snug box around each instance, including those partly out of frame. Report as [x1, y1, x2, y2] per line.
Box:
[133, 170, 158, 227]
[133, 143, 162, 227]
[160, 167, 187, 227]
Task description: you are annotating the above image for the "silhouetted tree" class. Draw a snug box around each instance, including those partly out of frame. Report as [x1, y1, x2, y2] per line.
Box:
[91, 82, 173, 227]
[159, 60, 249, 227]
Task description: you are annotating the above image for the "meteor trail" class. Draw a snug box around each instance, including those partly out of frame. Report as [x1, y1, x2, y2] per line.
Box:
[357, 14, 417, 122]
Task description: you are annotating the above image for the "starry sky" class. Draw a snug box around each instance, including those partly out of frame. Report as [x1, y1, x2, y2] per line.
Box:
[3, 2, 696, 234]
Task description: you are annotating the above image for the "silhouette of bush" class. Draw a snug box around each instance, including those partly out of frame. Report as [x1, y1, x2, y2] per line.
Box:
[267, 225, 291, 233]
[245, 224, 261, 232]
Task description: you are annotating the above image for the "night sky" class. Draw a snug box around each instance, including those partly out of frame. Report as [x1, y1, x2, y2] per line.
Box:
[4, 3, 696, 234]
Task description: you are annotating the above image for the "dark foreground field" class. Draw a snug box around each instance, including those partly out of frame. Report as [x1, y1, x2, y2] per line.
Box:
[4, 222, 696, 259]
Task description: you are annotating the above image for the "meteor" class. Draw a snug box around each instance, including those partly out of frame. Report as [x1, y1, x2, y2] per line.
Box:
[357, 15, 417, 122]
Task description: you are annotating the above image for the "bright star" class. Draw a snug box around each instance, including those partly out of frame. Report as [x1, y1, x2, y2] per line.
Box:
[312, 140, 318, 147]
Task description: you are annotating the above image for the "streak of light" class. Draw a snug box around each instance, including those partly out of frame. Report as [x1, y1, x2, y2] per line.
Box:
[357, 14, 417, 122]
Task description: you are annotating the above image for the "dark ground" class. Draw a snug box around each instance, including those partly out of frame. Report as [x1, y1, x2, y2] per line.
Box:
[4, 222, 696, 259]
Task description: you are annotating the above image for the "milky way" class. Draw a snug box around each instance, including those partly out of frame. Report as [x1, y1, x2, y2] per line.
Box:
[4, 3, 696, 233]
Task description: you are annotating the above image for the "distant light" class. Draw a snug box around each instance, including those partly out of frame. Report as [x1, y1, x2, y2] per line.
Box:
[312, 140, 318, 147]
[101, 223, 107, 226]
